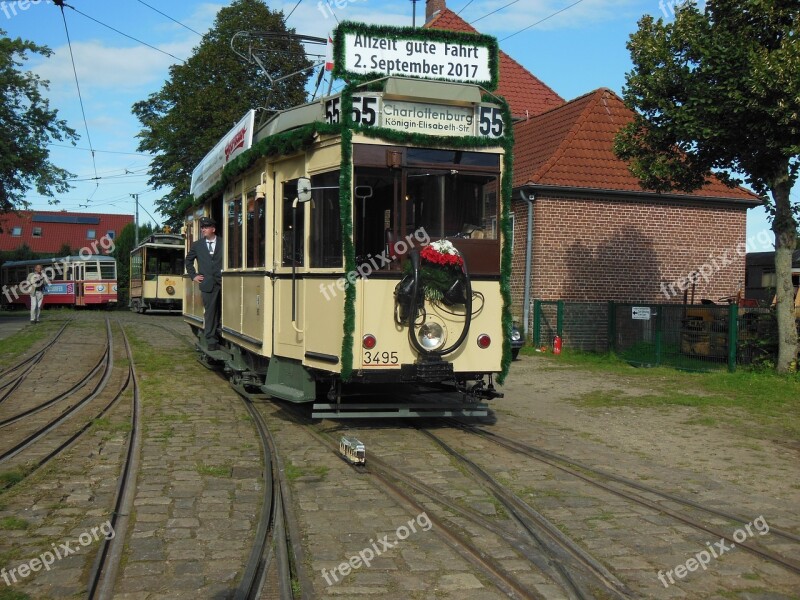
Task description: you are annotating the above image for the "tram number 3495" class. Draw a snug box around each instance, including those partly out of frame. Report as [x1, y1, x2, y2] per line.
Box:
[363, 350, 399, 365]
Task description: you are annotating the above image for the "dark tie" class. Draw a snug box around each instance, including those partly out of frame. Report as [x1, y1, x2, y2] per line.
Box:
[207, 241, 213, 254]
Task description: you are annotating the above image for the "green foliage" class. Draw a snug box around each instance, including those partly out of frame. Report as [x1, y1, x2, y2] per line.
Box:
[0, 30, 78, 213]
[132, 0, 312, 227]
[615, 1, 799, 371]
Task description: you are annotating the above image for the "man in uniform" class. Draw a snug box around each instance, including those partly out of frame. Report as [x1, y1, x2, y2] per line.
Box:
[185, 217, 223, 350]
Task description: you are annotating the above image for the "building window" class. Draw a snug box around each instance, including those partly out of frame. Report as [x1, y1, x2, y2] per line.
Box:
[106, 230, 115, 240]
[32, 227, 43, 237]
[11, 227, 22, 237]
[87, 230, 96, 240]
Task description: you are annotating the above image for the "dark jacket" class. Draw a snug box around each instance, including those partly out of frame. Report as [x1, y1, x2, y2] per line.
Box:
[185, 236, 223, 293]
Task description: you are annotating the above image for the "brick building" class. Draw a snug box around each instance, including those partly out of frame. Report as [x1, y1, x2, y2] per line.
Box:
[0, 210, 133, 255]
[425, 1, 760, 334]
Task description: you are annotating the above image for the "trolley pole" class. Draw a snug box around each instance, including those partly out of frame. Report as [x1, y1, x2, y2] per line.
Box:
[131, 194, 139, 247]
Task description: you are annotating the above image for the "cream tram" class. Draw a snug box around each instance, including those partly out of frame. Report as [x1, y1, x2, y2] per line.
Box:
[184, 23, 513, 417]
[129, 233, 185, 313]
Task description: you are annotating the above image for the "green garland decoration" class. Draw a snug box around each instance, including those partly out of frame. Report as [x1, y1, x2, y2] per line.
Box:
[338, 86, 356, 381]
[333, 21, 500, 91]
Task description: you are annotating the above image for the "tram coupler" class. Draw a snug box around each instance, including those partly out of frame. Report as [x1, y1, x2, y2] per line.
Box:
[456, 375, 503, 402]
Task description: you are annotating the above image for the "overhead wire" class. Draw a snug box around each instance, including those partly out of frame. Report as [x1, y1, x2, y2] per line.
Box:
[59, 2, 187, 63]
[456, 0, 475, 16]
[469, 0, 520, 25]
[134, 0, 203, 37]
[48, 143, 153, 158]
[500, 0, 588, 41]
[284, 0, 304, 22]
[55, 1, 99, 199]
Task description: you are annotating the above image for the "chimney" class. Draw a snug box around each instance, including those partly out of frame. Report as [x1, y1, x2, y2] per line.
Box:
[426, 0, 446, 23]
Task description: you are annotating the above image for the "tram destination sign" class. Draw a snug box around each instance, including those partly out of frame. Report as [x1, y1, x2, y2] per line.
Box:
[334, 22, 498, 90]
[323, 94, 505, 139]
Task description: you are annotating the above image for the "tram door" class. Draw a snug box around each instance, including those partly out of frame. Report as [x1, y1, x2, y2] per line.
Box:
[74, 263, 85, 306]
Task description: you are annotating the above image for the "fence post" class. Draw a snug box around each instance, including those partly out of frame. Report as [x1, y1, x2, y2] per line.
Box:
[727, 303, 738, 372]
[557, 300, 564, 340]
[654, 305, 663, 366]
[608, 300, 616, 353]
[533, 300, 541, 347]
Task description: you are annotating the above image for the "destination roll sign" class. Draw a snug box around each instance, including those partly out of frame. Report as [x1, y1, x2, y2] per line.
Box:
[334, 22, 498, 90]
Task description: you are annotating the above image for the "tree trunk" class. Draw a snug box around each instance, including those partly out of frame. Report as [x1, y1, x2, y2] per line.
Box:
[771, 174, 798, 373]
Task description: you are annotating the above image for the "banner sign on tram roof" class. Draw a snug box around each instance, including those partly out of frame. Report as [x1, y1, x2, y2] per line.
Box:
[190, 109, 255, 197]
[333, 21, 499, 91]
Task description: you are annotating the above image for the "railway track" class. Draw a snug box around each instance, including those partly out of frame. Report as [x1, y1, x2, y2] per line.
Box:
[0, 319, 72, 404]
[86, 322, 143, 599]
[445, 420, 800, 577]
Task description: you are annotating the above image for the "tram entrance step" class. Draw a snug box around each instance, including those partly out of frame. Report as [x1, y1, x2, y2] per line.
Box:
[311, 402, 488, 419]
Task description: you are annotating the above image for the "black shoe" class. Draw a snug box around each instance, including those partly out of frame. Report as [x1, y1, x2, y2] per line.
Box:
[207, 343, 219, 351]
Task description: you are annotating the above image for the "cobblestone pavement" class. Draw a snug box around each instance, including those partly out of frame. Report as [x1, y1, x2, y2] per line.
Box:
[0, 310, 798, 599]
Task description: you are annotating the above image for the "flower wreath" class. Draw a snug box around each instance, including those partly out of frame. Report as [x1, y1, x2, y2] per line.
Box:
[414, 240, 465, 303]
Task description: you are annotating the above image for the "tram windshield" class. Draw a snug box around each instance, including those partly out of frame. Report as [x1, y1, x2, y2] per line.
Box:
[145, 249, 183, 278]
[353, 146, 501, 274]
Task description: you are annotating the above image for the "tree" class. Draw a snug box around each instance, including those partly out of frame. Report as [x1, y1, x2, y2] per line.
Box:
[614, 1, 799, 372]
[0, 30, 78, 214]
[132, 0, 312, 227]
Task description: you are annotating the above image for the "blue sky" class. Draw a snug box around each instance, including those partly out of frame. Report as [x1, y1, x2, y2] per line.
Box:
[1, 0, 788, 248]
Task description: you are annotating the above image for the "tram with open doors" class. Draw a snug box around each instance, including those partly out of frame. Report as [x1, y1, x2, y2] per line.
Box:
[183, 22, 513, 417]
[129, 233, 185, 313]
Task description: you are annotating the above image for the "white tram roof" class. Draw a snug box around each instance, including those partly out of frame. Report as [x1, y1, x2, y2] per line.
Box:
[2, 255, 116, 268]
[131, 233, 185, 253]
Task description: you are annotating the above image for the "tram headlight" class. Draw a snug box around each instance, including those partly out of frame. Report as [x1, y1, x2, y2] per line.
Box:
[166, 285, 175, 296]
[417, 322, 446, 351]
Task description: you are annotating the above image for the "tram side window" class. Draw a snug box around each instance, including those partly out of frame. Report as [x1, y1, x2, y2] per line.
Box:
[281, 180, 304, 267]
[310, 171, 342, 268]
[131, 255, 142, 279]
[84, 261, 100, 280]
[246, 189, 266, 268]
[101, 263, 116, 280]
[228, 196, 243, 269]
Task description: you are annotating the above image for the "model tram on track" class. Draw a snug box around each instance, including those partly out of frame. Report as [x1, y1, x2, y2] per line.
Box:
[129, 233, 185, 313]
[183, 22, 513, 417]
[1, 255, 118, 310]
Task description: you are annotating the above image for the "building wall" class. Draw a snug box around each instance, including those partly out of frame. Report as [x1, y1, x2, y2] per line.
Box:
[509, 194, 749, 322]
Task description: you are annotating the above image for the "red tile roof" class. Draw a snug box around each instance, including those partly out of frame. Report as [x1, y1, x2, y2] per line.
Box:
[513, 88, 760, 201]
[425, 8, 564, 118]
[0, 211, 133, 254]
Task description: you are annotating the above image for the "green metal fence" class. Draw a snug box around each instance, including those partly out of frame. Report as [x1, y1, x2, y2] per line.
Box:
[531, 300, 778, 371]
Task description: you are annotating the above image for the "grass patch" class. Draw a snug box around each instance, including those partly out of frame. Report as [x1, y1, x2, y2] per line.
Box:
[0, 516, 29, 530]
[284, 461, 328, 481]
[0, 324, 50, 366]
[0, 469, 28, 491]
[538, 351, 800, 440]
[196, 463, 231, 478]
[0, 588, 31, 600]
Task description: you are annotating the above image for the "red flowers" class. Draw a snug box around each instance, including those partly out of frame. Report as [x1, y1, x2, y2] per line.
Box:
[421, 240, 464, 268]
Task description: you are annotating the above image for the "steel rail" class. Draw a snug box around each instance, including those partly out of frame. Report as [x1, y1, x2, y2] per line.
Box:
[87, 321, 143, 599]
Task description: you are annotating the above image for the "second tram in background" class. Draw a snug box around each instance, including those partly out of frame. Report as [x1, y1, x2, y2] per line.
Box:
[1, 255, 118, 309]
[129, 233, 185, 313]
